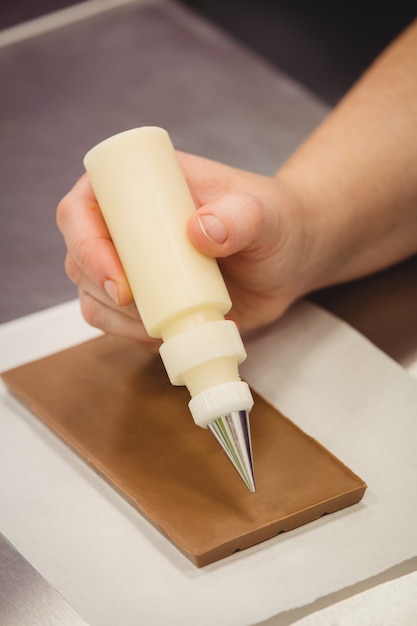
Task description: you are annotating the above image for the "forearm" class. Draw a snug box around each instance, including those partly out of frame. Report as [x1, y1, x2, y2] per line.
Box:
[276, 19, 417, 289]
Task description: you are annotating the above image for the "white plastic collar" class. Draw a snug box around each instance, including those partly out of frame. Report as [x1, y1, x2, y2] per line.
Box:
[159, 319, 246, 385]
[188, 380, 254, 428]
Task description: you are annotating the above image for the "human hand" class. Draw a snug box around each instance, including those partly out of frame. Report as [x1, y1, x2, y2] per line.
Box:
[57, 152, 317, 349]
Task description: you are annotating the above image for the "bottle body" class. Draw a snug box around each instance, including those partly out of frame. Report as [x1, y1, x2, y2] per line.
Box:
[84, 127, 253, 428]
[84, 127, 230, 337]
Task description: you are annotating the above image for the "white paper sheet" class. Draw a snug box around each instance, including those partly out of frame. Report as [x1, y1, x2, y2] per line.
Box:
[0, 300, 416, 626]
[291, 570, 417, 626]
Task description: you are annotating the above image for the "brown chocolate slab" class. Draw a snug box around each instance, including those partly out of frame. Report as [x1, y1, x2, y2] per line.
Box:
[1, 335, 366, 567]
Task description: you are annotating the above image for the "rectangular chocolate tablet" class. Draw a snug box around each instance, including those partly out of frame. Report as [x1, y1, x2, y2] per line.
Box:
[1, 335, 366, 567]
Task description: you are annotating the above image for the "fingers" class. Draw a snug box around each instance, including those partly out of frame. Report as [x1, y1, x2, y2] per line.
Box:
[57, 174, 132, 306]
[58, 174, 160, 351]
[76, 273, 160, 352]
[80, 290, 160, 351]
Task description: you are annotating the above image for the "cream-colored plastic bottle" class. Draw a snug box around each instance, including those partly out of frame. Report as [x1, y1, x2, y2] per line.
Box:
[84, 128, 255, 490]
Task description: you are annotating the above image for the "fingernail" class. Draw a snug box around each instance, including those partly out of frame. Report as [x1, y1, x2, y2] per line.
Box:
[104, 279, 119, 304]
[198, 215, 227, 244]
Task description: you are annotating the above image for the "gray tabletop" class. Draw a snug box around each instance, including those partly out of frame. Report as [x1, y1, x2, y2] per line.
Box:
[0, 533, 89, 626]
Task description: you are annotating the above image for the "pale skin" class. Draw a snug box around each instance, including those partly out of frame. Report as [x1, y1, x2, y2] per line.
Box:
[57, 19, 417, 351]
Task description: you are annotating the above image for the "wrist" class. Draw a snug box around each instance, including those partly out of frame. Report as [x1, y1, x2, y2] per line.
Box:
[271, 169, 335, 298]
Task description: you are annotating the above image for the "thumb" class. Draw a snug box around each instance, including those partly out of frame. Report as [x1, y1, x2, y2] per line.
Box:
[187, 192, 264, 258]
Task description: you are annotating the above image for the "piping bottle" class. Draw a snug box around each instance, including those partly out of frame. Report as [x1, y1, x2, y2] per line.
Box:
[84, 127, 255, 492]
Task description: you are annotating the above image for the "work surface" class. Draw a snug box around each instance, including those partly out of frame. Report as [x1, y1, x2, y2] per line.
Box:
[1, 0, 417, 624]
[1, 299, 417, 626]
